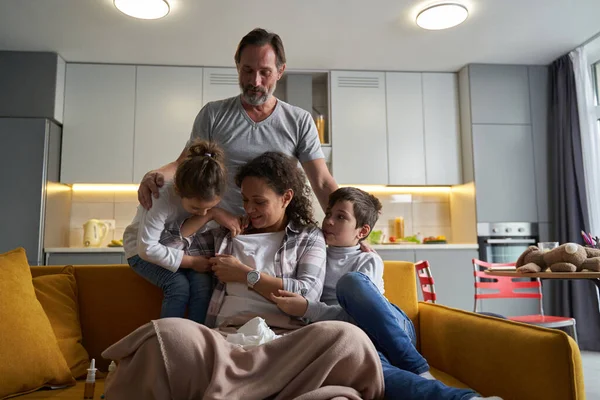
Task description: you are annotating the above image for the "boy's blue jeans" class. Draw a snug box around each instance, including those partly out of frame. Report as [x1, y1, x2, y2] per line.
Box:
[128, 255, 213, 324]
[337, 272, 478, 400]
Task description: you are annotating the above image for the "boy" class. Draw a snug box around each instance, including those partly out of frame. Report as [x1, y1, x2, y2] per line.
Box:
[271, 187, 501, 400]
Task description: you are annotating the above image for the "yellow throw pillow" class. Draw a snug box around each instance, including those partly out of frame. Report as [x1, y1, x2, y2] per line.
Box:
[0, 248, 74, 399]
[33, 266, 90, 379]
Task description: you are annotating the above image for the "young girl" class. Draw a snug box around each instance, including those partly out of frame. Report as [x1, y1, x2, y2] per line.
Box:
[123, 140, 227, 324]
[180, 152, 327, 329]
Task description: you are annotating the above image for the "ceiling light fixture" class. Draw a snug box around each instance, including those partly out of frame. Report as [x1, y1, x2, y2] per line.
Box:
[114, 0, 170, 20]
[416, 3, 468, 30]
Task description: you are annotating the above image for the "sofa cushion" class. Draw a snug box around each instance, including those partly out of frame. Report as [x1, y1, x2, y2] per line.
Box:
[382, 261, 420, 335]
[33, 266, 90, 379]
[30, 265, 163, 372]
[0, 248, 74, 399]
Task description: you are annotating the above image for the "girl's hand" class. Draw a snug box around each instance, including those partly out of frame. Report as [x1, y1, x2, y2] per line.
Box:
[239, 215, 250, 232]
[180, 255, 211, 272]
[212, 208, 243, 237]
[270, 290, 308, 317]
[210, 254, 252, 283]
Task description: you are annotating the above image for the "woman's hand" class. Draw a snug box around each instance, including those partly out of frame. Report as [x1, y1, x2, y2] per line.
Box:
[360, 240, 376, 253]
[270, 290, 308, 317]
[212, 208, 244, 237]
[210, 254, 252, 283]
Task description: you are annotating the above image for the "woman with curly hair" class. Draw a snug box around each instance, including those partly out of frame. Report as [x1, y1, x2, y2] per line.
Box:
[179, 151, 327, 328]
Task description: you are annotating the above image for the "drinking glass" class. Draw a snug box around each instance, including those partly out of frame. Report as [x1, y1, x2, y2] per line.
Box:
[538, 242, 559, 253]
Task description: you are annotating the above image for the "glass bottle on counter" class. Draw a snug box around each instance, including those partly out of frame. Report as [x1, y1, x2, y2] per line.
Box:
[394, 217, 404, 239]
[313, 110, 326, 144]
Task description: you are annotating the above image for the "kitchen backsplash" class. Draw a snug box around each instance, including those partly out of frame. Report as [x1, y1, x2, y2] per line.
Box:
[69, 189, 452, 247]
[69, 190, 139, 247]
[371, 192, 452, 242]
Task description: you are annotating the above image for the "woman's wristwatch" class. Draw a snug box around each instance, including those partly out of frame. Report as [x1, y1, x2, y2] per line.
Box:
[247, 270, 261, 288]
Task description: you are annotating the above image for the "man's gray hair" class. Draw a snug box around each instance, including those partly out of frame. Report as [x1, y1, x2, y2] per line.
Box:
[234, 28, 286, 69]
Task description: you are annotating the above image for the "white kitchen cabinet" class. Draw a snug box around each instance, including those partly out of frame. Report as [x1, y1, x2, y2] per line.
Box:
[385, 72, 461, 185]
[528, 66, 551, 223]
[330, 71, 388, 184]
[386, 73, 426, 185]
[414, 249, 477, 311]
[61, 64, 136, 183]
[46, 252, 124, 266]
[469, 65, 531, 125]
[472, 124, 538, 222]
[54, 56, 66, 124]
[422, 73, 462, 185]
[202, 68, 240, 104]
[133, 66, 204, 183]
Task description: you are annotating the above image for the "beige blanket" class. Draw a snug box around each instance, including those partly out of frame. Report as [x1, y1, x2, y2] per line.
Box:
[101, 318, 384, 400]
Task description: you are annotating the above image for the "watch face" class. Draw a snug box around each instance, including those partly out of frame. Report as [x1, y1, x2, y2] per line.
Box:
[248, 270, 260, 285]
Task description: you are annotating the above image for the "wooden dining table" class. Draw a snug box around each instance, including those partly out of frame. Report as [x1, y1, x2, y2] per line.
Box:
[484, 269, 600, 312]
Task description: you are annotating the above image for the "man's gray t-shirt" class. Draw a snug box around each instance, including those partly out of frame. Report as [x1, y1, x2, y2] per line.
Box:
[187, 95, 324, 215]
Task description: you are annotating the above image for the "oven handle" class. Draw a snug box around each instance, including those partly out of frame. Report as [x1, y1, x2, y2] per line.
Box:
[485, 238, 537, 244]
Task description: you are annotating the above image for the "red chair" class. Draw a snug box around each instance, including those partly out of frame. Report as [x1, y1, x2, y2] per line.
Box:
[472, 258, 578, 343]
[415, 260, 437, 303]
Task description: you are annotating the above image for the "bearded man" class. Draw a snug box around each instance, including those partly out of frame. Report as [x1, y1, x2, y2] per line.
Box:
[137, 28, 337, 233]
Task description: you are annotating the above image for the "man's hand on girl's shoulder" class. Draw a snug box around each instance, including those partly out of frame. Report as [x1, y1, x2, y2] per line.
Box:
[138, 171, 165, 210]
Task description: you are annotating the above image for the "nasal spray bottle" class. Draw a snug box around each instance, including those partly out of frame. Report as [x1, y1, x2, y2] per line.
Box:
[83, 358, 97, 399]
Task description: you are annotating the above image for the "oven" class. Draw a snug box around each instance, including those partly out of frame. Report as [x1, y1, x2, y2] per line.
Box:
[477, 222, 538, 264]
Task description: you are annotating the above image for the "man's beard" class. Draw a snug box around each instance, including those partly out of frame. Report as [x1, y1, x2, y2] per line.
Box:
[240, 82, 276, 106]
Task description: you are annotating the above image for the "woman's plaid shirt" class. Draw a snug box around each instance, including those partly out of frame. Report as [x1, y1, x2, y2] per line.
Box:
[160, 221, 327, 328]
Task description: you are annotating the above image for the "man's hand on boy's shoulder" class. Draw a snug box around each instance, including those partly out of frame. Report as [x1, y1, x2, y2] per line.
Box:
[270, 289, 309, 317]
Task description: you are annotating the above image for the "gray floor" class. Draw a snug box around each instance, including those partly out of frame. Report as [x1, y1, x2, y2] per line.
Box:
[582, 351, 600, 399]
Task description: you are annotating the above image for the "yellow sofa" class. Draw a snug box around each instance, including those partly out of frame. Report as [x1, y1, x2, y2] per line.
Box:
[20, 261, 584, 399]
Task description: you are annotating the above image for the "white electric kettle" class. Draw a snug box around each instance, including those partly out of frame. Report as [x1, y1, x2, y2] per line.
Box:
[82, 219, 109, 247]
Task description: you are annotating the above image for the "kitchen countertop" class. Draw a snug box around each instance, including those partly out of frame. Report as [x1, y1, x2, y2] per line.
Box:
[47, 244, 479, 253]
[45, 247, 125, 253]
[372, 243, 478, 250]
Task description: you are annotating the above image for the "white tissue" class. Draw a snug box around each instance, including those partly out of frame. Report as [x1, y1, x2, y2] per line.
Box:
[226, 317, 281, 349]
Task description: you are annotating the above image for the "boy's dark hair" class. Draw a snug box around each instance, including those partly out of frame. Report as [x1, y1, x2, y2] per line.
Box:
[174, 140, 227, 200]
[235, 152, 317, 227]
[234, 28, 286, 69]
[328, 187, 382, 233]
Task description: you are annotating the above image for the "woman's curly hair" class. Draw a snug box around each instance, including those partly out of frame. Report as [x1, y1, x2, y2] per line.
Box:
[235, 152, 317, 227]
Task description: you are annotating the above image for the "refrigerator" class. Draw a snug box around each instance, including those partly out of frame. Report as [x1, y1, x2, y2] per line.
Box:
[0, 118, 71, 265]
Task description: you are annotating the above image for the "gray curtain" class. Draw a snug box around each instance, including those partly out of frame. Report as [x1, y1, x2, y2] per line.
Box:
[547, 54, 600, 351]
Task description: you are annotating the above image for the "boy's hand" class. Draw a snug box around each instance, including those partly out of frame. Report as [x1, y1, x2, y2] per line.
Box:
[270, 290, 308, 317]
[180, 255, 211, 272]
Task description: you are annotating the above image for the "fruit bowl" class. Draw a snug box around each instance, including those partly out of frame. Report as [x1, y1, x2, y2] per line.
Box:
[422, 236, 447, 244]
[107, 239, 124, 247]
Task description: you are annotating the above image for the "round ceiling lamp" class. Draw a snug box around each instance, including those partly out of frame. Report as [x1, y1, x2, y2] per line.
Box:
[114, 0, 170, 20]
[416, 3, 468, 30]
